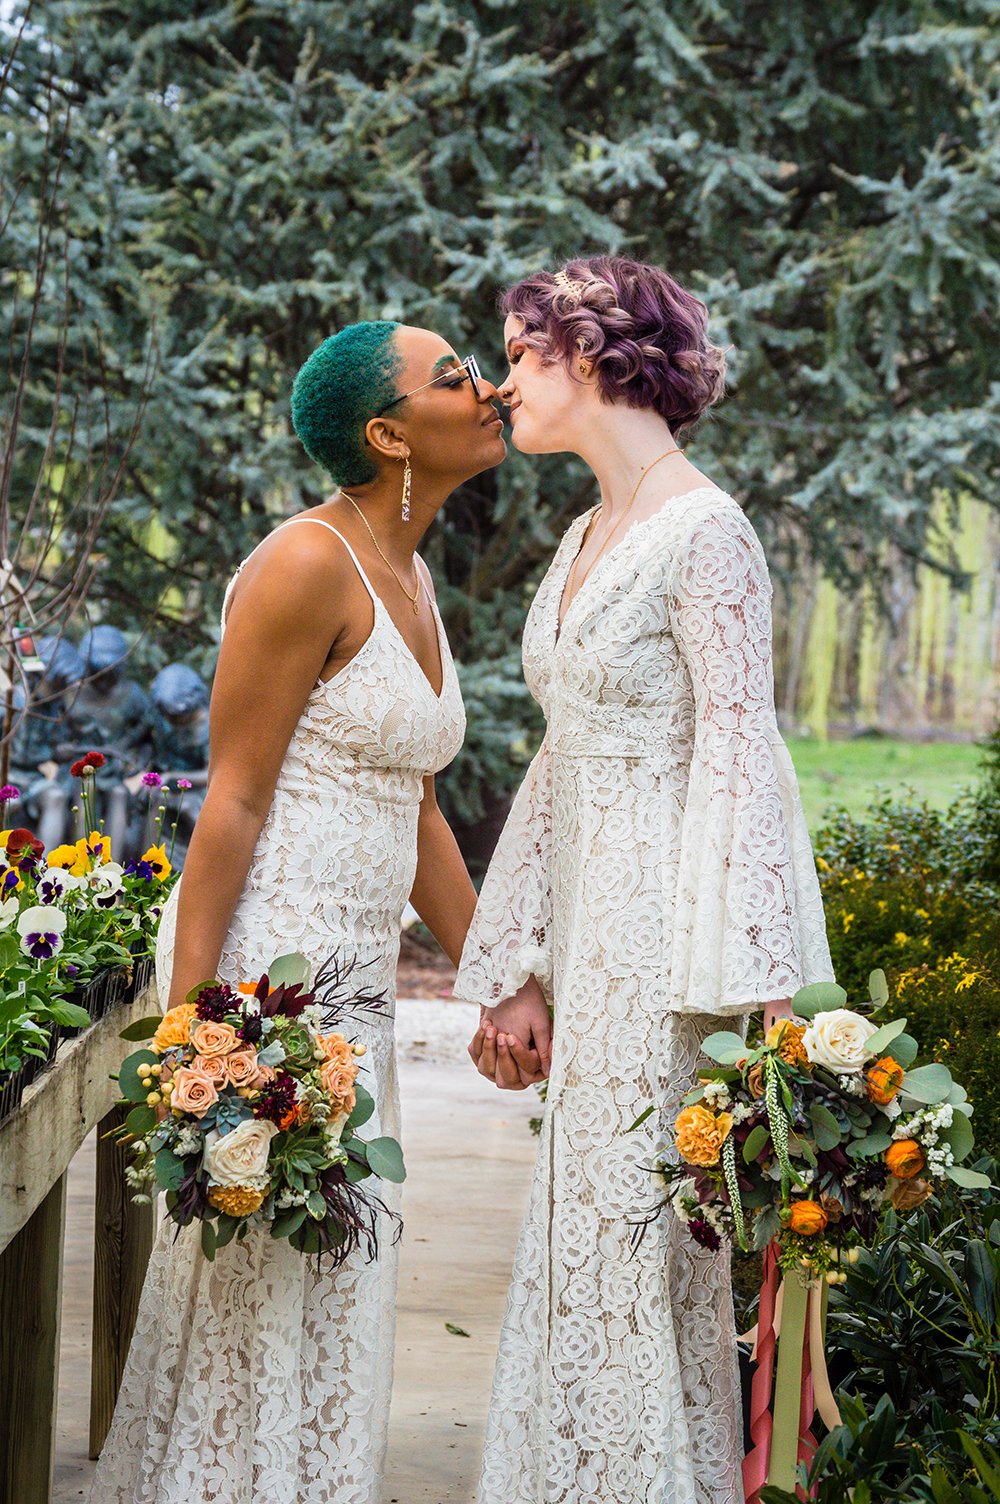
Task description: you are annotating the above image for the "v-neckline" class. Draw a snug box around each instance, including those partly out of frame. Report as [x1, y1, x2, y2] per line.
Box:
[375, 591, 448, 702]
[554, 486, 725, 643]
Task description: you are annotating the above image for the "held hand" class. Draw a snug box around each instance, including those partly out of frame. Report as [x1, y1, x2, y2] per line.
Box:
[467, 975, 552, 1090]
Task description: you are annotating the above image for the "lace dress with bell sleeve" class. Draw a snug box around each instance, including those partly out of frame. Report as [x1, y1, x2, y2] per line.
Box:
[452, 738, 554, 1005]
[666, 506, 832, 1014]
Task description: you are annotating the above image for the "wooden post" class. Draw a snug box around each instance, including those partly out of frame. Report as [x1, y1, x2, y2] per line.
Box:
[0, 1173, 67, 1504]
[89, 1103, 155, 1459]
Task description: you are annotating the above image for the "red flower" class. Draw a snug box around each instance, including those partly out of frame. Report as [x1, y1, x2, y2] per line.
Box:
[5, 827, 43, 860]
[71, 751, 106, 777]
[85, 751, 106, 769]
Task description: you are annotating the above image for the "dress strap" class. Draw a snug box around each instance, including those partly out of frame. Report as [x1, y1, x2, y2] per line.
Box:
[278, 517, 379, 605]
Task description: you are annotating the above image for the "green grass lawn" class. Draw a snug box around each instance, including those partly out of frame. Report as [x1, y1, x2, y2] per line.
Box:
[786, 735, 985, 834]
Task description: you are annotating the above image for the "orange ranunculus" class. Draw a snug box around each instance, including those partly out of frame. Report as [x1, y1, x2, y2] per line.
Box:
[278, 1104, 300, 1132]
[765, 1020, 811, 1069]
[886, 1139, 926, 1180]
[866, 1057, 905, 1105]
[787, 1200, 828, 1236]
[674, 1104, 734, 1168]
[151, 1002, 198, 1054]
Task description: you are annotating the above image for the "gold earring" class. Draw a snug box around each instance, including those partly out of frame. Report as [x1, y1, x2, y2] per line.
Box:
[401, 456, 412, 522]
[579, 362, 588, 376]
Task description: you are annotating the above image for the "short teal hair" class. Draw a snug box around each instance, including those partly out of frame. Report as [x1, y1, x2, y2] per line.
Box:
[291, 320, 402, 485]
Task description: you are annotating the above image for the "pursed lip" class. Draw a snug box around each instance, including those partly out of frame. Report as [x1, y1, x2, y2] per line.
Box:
[505, 400, 521, 420]
[482, 408, 504, 428]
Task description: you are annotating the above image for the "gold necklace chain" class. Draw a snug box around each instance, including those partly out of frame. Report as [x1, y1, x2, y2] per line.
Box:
[563, 447, 684, 613]
[340, 491, 422, 614]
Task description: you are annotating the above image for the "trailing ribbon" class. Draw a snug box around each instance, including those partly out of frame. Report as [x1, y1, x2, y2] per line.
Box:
[741, 1244, 842, 1502]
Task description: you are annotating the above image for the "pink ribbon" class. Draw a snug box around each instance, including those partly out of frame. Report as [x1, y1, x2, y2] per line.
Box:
[742, 1241, 779, 1503]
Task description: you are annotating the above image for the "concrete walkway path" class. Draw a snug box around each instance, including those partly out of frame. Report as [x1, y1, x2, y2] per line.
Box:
[53, 1001, 537, 1504]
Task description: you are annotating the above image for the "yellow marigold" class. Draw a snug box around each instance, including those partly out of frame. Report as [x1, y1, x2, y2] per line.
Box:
[151, 1002, 198, 1054]
[886, 1139, 926, 1181]
[765, 1020, 811, 1070]
[141, 843, 172, 882]
[207, 1184, 267, 1217]
[787, 1200, 828, 1236]
[865, 1056, 904, 1105]
[48, 842, 89, 876]
[674, 1104, 734, 1167]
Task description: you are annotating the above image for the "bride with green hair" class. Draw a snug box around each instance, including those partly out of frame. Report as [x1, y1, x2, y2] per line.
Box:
[91, 320, 506, 1504]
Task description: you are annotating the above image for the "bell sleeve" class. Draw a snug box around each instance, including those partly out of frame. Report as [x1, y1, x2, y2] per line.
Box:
[452, 738, 554, 1007]
[666, 506, 834, 1015]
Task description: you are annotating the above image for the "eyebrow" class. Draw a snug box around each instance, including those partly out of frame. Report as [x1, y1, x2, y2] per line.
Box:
[431, 354, 460, 373]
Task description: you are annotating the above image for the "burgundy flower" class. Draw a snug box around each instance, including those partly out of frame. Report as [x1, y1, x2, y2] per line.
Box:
[5, 828, 43, 861]
[687, 1217, 722, 1252]
[193, 983, 240, 1021]
[253, 1070, 297, 1127]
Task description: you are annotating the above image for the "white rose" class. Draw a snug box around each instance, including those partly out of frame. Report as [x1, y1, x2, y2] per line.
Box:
[802, 1008, 878, 1074]
[204, 1119, 278, 1187]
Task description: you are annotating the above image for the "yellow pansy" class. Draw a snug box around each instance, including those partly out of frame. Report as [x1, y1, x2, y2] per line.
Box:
[77, 831, 111, 867]
[48, 843, 90, 876]
[141, 844, 172, 882]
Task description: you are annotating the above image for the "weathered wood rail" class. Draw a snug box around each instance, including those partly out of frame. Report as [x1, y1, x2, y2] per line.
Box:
[0, 984, 158, 1503]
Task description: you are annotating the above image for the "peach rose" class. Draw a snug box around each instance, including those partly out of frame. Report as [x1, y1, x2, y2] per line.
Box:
[886, 1139, 926, 1180]
[170, 1065, 219, 1118]
[189, 1054, 229, 1087]
[320, 1056, 357, 1114]
[888, 1176, 934, 1212]
[746, 1063, 767, 1100]
[253, 1061, 277, 1088]
[866, 1057, 904, 1106]
[190, 1020, 239, 1057]
[317, 1031, 354, 1065]
[225, 1049, 261, 1089]
[674, 1104, 734, 1168]
[152, 1002, 197, 1054]
[787, 1200, 828, 1236]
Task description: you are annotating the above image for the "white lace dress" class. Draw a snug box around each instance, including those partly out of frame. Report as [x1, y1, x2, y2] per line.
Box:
[453, 486, 833, 1504]
[90, 519, 466, 1504]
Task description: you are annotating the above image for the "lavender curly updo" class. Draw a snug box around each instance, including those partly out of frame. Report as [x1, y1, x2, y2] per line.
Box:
[500, 255, 726, 435]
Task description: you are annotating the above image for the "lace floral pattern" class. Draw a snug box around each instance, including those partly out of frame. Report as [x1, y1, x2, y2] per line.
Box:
[453, 488, 833, 1504]
[92, 524, 465, 1504]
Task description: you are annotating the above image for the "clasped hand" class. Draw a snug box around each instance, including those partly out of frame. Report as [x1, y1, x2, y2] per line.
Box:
[467, 975, 552, 1090]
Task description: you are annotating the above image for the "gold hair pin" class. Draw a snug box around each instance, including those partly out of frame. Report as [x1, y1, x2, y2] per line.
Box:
[553, 269, 587, 303]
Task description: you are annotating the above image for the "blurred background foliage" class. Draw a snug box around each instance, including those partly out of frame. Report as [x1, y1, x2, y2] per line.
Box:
[3, 0, 999, 831]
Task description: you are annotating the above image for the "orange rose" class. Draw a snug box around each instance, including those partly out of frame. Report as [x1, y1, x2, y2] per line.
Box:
[765, 1020, 811, 1070]
[225, 1049, 261, 1089]
[787, 1200, 828, 1236]
[170, 1065, 219, 1118]
[674, 1104, 734, 1167]
[151, 1002, 197, 1054]
[888, 1176, 934, 1211]
[190, 1020, 239, 1057]
[866, 1057, 905, 1106]
[886, 1139, 926, 1180]
[746, 1063, 766, 1100]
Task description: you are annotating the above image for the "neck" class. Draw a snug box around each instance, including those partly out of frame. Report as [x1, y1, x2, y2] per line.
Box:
[333, 469, 452, 563]
[563, 403, 689, 517]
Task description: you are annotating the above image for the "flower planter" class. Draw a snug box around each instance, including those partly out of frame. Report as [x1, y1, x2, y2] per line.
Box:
[0, 953, 156, 1128]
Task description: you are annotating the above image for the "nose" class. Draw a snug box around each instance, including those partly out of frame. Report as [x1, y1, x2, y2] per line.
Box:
[477, 374, 502, 403]
[496, 375, 515, 403]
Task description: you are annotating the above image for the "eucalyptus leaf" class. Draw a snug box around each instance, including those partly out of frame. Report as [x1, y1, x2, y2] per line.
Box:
[809, 1103, 844, 1151]
[349, 1083, 376, 1129]
[266, 952, 313, 988]
[889, 1033, 920, 1070]
[942, 1112, 975, 1162]
[270, 1205, 308, 1238]
[863, 1018, 907, 1057]
[901, 1064, 954, 1105]
[119, 1015, 166, 1042]
[125, 1104, 157, 1137]
[365, 1136, 406, 1183]
[700, 1031, 748, 1065]
[154, 1146, 187, 1189]
[200, 1219, 217, 1261]
[945, 1165, 993, 1190]
[118, 1049, 159, 1103]
[868, 969, 889, 1006]
[742, 1124, 770, 1163]
[846, 1132, 893, 1159]
[791, 981, 847, 1019]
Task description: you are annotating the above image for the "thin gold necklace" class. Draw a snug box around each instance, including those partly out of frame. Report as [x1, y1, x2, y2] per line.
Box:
[562, 447, 683, 615]
[340, 491, 422, 614]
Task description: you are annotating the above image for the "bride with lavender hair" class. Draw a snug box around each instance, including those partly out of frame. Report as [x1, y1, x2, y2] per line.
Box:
[459, 256, 833, 1504]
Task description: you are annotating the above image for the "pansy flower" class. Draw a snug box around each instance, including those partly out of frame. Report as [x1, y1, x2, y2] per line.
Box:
[89, 862, 125, 909]
[17, 905, 67, 960]
[0, 891, 19, 927]
[140, 844, 172, 882]
[48, 843, 89, 877]
[37, 867, 84, 904]
[1, 864, 24, 894]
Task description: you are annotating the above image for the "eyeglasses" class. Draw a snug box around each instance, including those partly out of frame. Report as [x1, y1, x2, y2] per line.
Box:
[374, 354, 483, 416]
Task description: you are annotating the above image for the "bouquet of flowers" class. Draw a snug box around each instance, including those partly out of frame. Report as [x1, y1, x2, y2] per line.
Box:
[635, 970, 988, 1279]
[112, 951, 405, 1263]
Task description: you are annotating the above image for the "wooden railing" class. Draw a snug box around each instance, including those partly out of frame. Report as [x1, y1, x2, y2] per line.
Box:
[0, 985, 158, 1503]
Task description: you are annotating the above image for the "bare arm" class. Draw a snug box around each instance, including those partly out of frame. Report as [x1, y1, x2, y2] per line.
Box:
[408, 775, 478, 967]
[165, 529, 353, 1008]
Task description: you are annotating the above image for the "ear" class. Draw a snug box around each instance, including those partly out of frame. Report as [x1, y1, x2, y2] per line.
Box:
[364, 415, 409, 464]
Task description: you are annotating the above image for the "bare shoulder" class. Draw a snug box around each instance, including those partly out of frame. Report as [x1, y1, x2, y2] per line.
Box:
[226, 519, 363, 630]
[415, 553, 437, 600]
